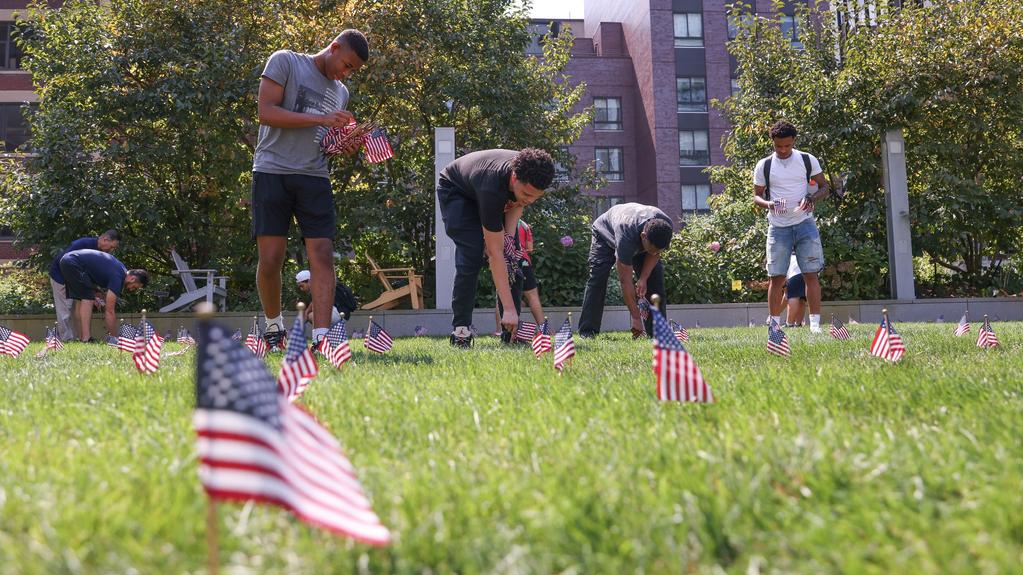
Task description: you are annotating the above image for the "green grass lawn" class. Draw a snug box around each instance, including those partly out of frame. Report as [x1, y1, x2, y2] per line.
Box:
[1, 322, 1022, 574]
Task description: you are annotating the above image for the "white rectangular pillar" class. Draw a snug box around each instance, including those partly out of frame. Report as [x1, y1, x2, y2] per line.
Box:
[434, 128, 456, 310]
[881, 129, 915, 300]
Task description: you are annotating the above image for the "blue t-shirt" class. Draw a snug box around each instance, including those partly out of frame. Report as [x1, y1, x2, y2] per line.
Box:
[49, 237, 98, 283]
[63, 249, 128, 295]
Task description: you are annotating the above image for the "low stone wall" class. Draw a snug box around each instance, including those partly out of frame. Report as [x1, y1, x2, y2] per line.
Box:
[3, 297, 1021, 339]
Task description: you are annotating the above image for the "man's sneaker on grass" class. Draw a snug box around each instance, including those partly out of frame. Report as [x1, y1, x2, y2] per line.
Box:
[449, 326, 473, 348]
[263, 323, 286, 351]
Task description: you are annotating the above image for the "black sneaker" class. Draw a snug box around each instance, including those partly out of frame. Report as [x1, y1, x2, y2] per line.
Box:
[449, 327, 473, 349]
[263, 324, 286, 351]
[500, 329, 513, 345]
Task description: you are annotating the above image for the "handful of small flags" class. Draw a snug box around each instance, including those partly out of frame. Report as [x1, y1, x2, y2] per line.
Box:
[321, 121, 394, 163]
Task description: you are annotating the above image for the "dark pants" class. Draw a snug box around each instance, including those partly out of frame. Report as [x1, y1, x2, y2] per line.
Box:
[578, 232, 665, 337]
[438, 186, 522, 329]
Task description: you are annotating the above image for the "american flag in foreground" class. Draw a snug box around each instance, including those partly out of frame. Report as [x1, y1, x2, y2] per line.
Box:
[531, 319, 552, 358]
[651, 306, 712, 402]
[515, 321, 537, 343]
[870, 315, 905, 362]
[364, 320, 393, 353]
[954, 314, 970, 337]
[320, 318, 353, 369]
[363, 127, 394, 164]
[553, 317, 575, 372]
[669, 319, 689, 343]
[767, 320, 790, 357]
[193, 320, 391, 546]
[111, 322, 140, 352]
[829, 315, 851, 340]
[133, 320, 163, 374]
[277, 315, 317, 403]
[976, 317, 999, 348]
[244, 318, 267, 358]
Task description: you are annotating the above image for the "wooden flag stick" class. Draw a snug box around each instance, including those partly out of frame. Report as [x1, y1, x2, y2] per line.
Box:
[206, 497, 219, 575]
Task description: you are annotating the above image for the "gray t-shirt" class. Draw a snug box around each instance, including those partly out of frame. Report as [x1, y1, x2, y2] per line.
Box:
[592, 203, 672, 264]
[252, 50, 350, 178]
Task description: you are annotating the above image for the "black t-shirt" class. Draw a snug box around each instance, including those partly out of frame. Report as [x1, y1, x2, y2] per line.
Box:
[592, 203, 672, 264]
[439, 149, 517, 232]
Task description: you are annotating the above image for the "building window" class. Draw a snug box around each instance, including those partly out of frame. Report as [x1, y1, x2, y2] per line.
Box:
[727, 14, 753, 40]
[673, 13, 703, 47]
[0, 103, 33, 152]
[1, 22, 25, 70]
[593, 196, 624, 219]
[676, 77, 707, 112]
[595, 147, 623, 181]
[593, 97, 622, 131]
[780, 14, 803, 48]
[681, 184, 711, 215]
[678, 131, 709, 166]
[730, 78, 741, 98]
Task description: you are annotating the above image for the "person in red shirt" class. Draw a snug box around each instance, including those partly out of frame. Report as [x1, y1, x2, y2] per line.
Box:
[493, 219, 546, 335]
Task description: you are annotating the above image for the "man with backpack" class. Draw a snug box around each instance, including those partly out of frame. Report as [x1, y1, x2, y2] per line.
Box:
[295, 269, 359, 327]
[753, 120, 831, 333]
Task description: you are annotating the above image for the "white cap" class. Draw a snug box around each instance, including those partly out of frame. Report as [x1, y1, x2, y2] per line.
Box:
[295, 270, 311, 283]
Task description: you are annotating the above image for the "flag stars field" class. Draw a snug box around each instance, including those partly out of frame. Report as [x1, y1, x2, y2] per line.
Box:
[0, 321, 1021, 573]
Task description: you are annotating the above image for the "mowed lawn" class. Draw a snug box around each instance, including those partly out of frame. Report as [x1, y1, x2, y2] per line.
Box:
[1, 322, 1022, 574]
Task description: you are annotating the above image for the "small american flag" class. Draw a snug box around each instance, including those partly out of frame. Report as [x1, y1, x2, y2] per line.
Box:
[515, 321, 538, 343]
[553, 317, 576, 372]
[870, 316, 905, 362]
[365, 320, 393, 354]
[277, 315, 317, 403]
[112, 322, 141, 352]
[231, 329, 242, 342]
[829, 315, 851, 340]
[531, 319, 552, 358]
[767, 320, 790, 357]
[976, 317, 999, 348]
[193, 320, 391, 546]
[363, 127, 394, 164]
[244, 318, 267, 358]
[669, 319, 689, 343]
[133, 320, 163, 374]
[954, 314, 970, 337]
[637, 298, 651, 321]
[320, 318, 353, 368]
[45, 326, 64, 352]
[651, 306, 712, 402]
[177, 327, 196, 346]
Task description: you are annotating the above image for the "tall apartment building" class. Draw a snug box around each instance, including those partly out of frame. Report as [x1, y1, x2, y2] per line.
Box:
[534, 1, 811, 223]
[0, 1, 38, 261]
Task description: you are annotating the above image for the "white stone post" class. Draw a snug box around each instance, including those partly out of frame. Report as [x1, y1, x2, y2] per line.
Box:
[434, 128, 456, 309]
[881, 129, 915, 300]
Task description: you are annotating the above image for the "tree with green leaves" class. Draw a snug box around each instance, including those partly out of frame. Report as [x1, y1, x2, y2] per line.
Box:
[0, 0, 591, 310]
[707, 0, 1023, 300]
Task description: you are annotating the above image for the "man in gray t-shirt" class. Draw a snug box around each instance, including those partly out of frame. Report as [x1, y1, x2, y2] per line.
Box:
[251, 29, 369, 349]
[579, 203, 674, 338]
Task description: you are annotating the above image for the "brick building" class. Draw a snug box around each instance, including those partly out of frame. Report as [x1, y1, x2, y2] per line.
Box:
[0, 0, 39, 261]
[534, 1, 813, 223]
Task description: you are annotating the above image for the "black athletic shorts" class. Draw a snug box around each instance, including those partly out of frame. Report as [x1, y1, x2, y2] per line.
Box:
[58, 257, 96, 300]
[521, 260, 538, 291]
[786, 273, 807, 301]
[251, 172, 335, 239]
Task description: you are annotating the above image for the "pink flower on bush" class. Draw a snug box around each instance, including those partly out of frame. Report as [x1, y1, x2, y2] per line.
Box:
[560, 235, 574, 247]
[709, 241, 721, 253]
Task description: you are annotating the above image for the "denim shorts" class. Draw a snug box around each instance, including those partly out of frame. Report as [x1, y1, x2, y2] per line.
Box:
[766, 218, 824, 276]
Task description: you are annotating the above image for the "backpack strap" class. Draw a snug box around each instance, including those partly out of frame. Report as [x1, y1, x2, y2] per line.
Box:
[763, 157, 773, 201]
[801, 152, 812, 184]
